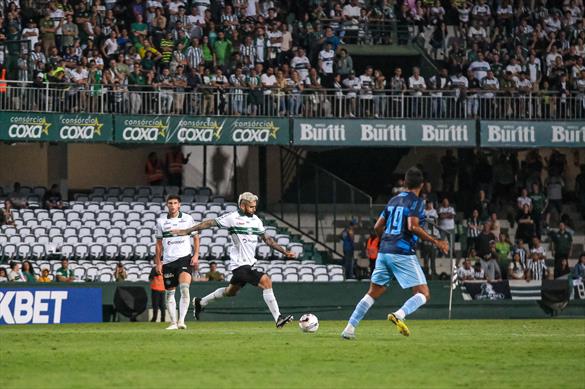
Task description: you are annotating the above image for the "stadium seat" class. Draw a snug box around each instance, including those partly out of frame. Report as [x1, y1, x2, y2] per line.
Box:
[2, 244, 17, 260]
[288, 243, 304, 258]
[316, 274, 331, 282]
[108, 227, 123, 237]
[134, 245, 149, 260]
[147, 203, 163, 213]
[35, 210, 50, 220]
[223, 203, 238, 213]
[208, 203, 222, 213]
[119, 244, 134, 260]
[48, 227, 62, 238]
[199, 187, 213, 197]
[73, 267, 87, 280]
[191, 212, 203, 222]
[205, 211, 218, 220]
[300, 274, 315, 282]
[66, 211, 81, 222]
[111, 211, 125, 221]
[79, 227, 92, 237]
[86, 267, 99, 281]
[127, 211, 141, 221]
[165, 186, 179, 196]
[51, 236, 64, 247]
[209, 244, 225, 260]
[128, 220, 142, 229]
[8, 235, 21, 244]
[3, 226, 17, 236]
[23, 235, 36, 244]
[200, 236, 213, 246]
[275, 235, 290, 246]
[214, 236, 229, 246]
[104, 244, 119, 260]
[142, 211, 156, 220]
[98, 273, 113, 282]
[70, 220, 83, 229]
[330, 274, 344, 282]
[87, 203, 100, 212]
[138, 236, 152, 245]
[193, 203, 207, 213]
[0, 235, 7, 245]
[110, 236, 123, 245]
[198, 245, 210, 258]
[271, 273, 283, 282]
[74, 245, 90, 260]
[257, 244, 272, 260]
[89, 244, 104, 260]
[96, 211, 110, 222]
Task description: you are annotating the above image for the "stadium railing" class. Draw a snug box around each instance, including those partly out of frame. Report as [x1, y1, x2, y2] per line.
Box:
[2, 81, 584, 120]
[270, 147, 373, 257]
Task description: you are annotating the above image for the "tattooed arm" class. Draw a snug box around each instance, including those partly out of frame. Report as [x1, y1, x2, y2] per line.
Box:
[261, 233, 296, 258]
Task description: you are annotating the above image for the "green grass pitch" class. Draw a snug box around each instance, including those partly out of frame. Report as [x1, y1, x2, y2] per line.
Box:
[1, 319, 584, 388]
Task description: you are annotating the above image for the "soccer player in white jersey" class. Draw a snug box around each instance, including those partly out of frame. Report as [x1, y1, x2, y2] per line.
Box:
[172, 192, 295, 328]
[154, 195, 200, 330]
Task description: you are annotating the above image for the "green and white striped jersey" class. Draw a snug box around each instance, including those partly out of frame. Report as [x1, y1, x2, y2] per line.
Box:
[215, 211, 265, 269]
[155, 212, 196, 264]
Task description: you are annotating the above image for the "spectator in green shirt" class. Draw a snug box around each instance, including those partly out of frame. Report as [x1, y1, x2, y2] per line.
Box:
[549, 222, 573, 276]
[22, 261, 36, 283]
[213, 30, 232, 67]
[56, 258, 74, 282]
[131, 14, 148, 42]
[205, 262, 225, 282]
[529, 183, 547, 237]
[495, 232, 512, 273]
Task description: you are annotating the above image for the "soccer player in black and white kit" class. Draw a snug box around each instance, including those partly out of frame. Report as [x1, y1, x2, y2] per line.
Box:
[154, 195, 200, 330]
[172, 192, 294, 328]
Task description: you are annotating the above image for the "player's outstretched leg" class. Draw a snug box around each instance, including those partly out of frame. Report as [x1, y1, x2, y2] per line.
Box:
[193, 287, 228, 320]
[177, 283, 190, 329]
[258, 275, 292, 328]
[165, 289, 178, 330]
[341, 284, 386, 339]
[388, 285, 430, 337]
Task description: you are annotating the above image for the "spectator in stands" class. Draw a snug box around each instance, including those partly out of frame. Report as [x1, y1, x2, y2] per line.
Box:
[145, 152, 164, 186]
[481, 241, 502, 281]
[476, 222, 495, 259]
[55, 258, 74, 282]
[545, 173, 564, 226]
[166, 147, 191, 187]
[421, 200, 439, 277]
[149, 265, 166, 322]
[488, 212, 500, 238]
[530, 237, 547, 260]
[8, 261, 25, 282]
[516, 204, 535, 243]
[457, 258, 475, 281]
[8, 182, 28, 209]
[474, 190, 490, 222]
[114, 262, 128, 282]
[1, 199, 16, 226]
[0, 267, 9, 282]
[365, 231, 380, 276]
[43, 184, 64, 209]
[473, 261, 485, 280]
[423, 181, 438, 207]
[549, 222, 573, 274]
[21, 261, 36, 283]
[466, 209, 481, 253]
[526, 251, 549, 280]
[205, 262, 225, 281]
[37, 268, 52, 283]
[517, 188, 532, 212]
[391, 177, 406, 196]
[572, 253, 585, 279]
[495, 233, 512, 263]
[341, 221, 356, 279]
[529, 183, 547, 237]
[508, 252, 527, 280]
[438, 198, 455, 236]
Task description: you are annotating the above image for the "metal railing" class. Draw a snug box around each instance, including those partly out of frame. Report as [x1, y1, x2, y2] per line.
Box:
[1, 81, 584, 120]
[270, 147, 373, 257]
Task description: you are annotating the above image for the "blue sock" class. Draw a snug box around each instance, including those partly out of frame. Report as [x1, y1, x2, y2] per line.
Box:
[397, 293, 427, 318]
[348, 294, 375, 328]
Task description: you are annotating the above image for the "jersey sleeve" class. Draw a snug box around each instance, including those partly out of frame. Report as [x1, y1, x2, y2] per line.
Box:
[155, 219, 163, 239]
[215, 211, 236, 228]
[379, 206, 389, 220]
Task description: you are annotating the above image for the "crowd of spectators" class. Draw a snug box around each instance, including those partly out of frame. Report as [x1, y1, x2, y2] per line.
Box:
[416, 148, 584, 282]
[0, 0, 583, 118]
[0, 257, 75, 282]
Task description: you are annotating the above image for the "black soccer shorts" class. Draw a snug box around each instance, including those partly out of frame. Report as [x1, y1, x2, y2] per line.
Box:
[230, 265, 265, 287]
[162, 255, 192, 289]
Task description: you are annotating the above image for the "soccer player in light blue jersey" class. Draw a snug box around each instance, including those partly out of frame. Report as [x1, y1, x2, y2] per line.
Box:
[342, 167, 449, 339]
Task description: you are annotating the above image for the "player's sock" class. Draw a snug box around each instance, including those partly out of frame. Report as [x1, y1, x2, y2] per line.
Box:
[395, 293, 427, 320]
[178, 283, 190, 324]
[200, 287, 226, 307]
[165, 290, 177, 324]
[347, 294, 375, 330]
[262, 288, 281, 321]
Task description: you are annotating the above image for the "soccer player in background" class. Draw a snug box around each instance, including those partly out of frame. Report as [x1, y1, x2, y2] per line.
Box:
[171, 192, 295, 328]
[341, 167, 449, 339]
[154, 195, 200, 330]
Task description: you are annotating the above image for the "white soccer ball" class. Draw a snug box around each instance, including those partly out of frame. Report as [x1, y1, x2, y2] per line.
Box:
[298, 313, 319, 333]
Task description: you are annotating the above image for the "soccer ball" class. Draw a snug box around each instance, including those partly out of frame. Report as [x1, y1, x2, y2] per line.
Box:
[298, 313, 319, 333]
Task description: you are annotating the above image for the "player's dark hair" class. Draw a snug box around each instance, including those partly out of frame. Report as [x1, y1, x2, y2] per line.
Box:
[404, 167, 423, 189]
[166, 195, 181, 203]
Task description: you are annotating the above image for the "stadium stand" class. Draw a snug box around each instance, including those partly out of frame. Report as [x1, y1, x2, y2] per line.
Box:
[0, 184, 346, 282]
[0, 0, 583, 119]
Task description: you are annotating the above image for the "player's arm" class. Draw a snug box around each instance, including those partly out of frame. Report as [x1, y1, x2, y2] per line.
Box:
[374, 215, 386, 237]
[261, 233, 295, 259]
[191, 233, 200, 270]
[172, 219, 217, 236]
[408, 216, 449, 255]
[154, 238, 163, 275]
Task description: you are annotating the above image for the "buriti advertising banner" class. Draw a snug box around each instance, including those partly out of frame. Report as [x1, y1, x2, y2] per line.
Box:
[480, 121, 585, 148]
[0, 112, 113, 142]
[292, 119, 475, 146]
[114, 116, 289, 145]
[0, 287, 102, 325]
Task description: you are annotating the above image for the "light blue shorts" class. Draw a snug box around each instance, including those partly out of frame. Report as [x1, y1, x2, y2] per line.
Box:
[371, 253, 427, 289]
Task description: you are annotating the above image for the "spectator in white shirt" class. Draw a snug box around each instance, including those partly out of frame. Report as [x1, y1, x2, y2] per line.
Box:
[457, 258, 475, 281]
[438, 198, 456, 234]
[517, 188, 532, 211]
[7, 262, 26, 282]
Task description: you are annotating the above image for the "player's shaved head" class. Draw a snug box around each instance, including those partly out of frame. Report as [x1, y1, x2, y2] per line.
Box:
[404, 167, 423, 189]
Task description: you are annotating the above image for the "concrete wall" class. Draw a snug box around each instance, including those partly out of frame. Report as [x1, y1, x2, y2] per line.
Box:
[0, 143, 50, 188]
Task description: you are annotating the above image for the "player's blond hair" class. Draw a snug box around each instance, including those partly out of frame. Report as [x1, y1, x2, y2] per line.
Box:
[238, 192, 258, 206]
